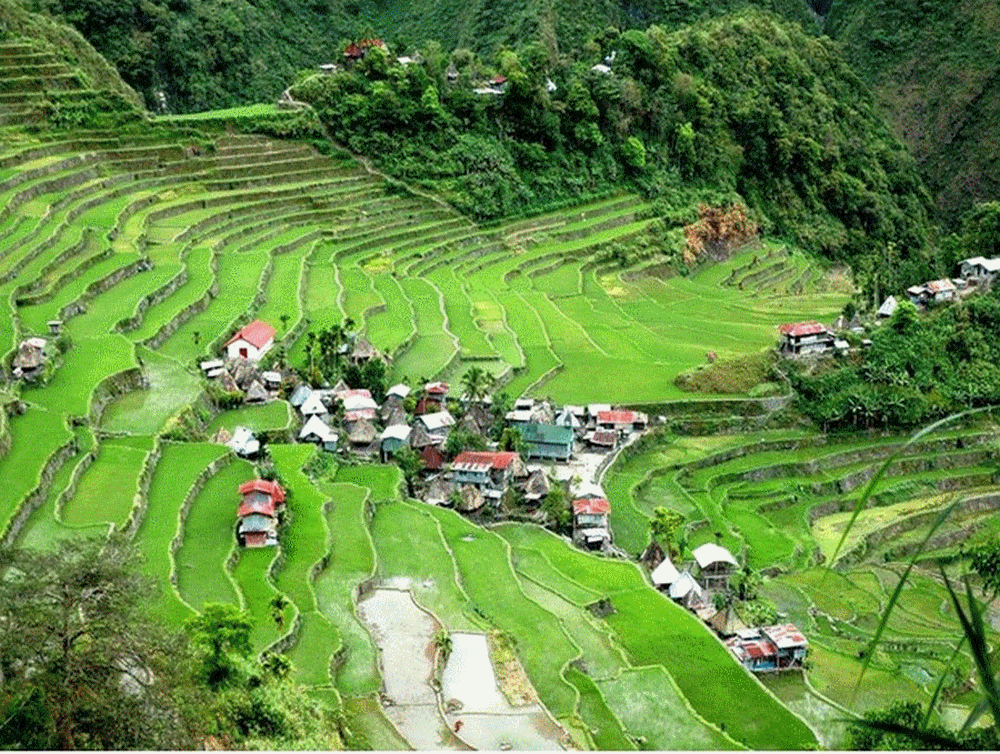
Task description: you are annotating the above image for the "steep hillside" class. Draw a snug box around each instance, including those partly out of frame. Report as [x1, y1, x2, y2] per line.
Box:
[824, 0, 1000, 225]
[292, 9, 934, 293]
[0, 0, 142, 110]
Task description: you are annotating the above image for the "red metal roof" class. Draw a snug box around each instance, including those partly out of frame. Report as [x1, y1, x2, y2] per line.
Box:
[763, 623, 808, 648]
[453, 451, 519, 470]
[425, 381, 450, 395]
[597, 410, 636, 424]
[225, 320, 276, 348]
[238, 499, 275, 518]
[345, 408, 377, 422]
[238, 479, 285, 503]
[573, 498, 610, 515]
[777, 321, 827, 337]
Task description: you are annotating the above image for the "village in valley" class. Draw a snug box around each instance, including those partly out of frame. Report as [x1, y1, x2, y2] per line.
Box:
[4, 15, 999, 746]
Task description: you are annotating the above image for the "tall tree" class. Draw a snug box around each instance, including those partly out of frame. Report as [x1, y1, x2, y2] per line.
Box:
[0, 536, 200, 749]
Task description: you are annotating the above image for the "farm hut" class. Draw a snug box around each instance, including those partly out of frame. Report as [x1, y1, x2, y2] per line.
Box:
[457, 485, 485, 512]
[555, 408, 582, 431]
[450, 451, 526, 498]
[877, 295, 898, 319]
[224, 320, 275, 362]
[777, 321, 834, 356]
[668, 571, 703, 607]
[348, 418, 377, 446]
[425, 476, 454, 506]
[464, 403, 494, 434]
[216, 370, 241, 395]
[228, 426, 260, 457]
[572, 497, 611, 550]
[383, 405, 407, 427]
[299, 415, 338, 451]
[926, 278, 957, 302]
[246, 380, 268, 403]
[505, 408, 534, 425]
[519, 423, 574, 461]
[211, 427, 232, 445]
[421, 444, 445, 471]
[349, 335, 377, 364]
[651, 558, 680, 589]
[231, 359, 261, 391]
[47, 320, 62, 336]
[380, 424, 411, 459]
[522, 469, 550, 504]
[261, 371, 282, 390]
[409, 422, 436, 448]
[692, 543, 739, 590]
[12, 337, 46, 378]
[289, 384, 312, 408]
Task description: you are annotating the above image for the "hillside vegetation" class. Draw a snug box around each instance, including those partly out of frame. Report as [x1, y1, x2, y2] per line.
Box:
[293, 10, 934, 292]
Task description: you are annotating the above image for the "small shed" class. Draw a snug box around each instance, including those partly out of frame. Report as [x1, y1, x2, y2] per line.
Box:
[245, 380, 268, 403]
[692, 543, 739, 590]
[289, 384, 312, 408]
[650, 558, 681, 589]
[380, 424, 411, 459]
[572, 497, 611, 550]
[300, 391, 329, 417]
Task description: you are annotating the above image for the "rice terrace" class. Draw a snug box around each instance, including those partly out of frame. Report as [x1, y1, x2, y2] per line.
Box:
[2, 6, 1000, 751]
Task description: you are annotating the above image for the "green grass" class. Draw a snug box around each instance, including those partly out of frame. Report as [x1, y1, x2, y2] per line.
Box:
[100, 347, 202, 434]
[314, 479, 379, 697]
[60, 435, 153, 527]
[135, 442, 228, 624]
[174, 458, 253, 611]
[206, 401, 292, 434]
[231, 546, 285, 652]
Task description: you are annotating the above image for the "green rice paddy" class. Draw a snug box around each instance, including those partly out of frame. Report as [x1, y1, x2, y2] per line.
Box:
[0, 111, 946, 750]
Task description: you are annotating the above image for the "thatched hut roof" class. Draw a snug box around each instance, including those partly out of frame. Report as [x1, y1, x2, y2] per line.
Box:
[350, 335, 377, 362]
[216, 370, 240, 395]
[231, 359, 260, 390]
[12, 341, 44, 370]
[246, 380, 268, 403]
[523, 469, 551, 501]
[457, 484, 485, 512]
[348, 417, 377, 445]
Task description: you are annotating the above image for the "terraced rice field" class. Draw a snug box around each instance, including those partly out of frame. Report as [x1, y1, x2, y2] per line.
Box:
[603, 419, 1000, 743]
[0, 70, 885, 749]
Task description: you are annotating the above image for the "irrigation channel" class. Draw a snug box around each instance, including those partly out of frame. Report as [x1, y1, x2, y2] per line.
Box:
[357, 586, 565, 750]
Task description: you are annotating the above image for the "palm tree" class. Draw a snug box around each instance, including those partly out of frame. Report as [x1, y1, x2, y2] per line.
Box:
[462, 366, 495, 403]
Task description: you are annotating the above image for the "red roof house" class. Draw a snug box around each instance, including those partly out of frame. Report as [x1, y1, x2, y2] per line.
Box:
[225, 320, 276, 362]
[596, 410, 648, 431]
[236, 479, 284, 548]
[238, 479, 285, 505]
[777, 320, 834, 356]
[450, 451, 525, 499]
[572, 498, 611, 549]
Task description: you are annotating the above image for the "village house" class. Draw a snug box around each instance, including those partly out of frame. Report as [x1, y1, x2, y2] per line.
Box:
[572, 496, 612, 550]
[725, 624, 808, 673]
[415, 381, 449, 415]
[379, 424, 411, 461]
[650, 557, 680, 590]
[224, 320, 275, 362]
[299, 414, 338, 452]
[299, 390, 332, 420]
[449, 450, 526, 503]
[777, 321, 835, 356]
[585, 429, 618, 450]
[236, 479, 285, 548]
[960, 256, 1000, 279]
[596, 410, 648, 434]
[877, 295, 898, 319]
[668, 571, 704, 609]
[907, 278, 957, 306]
[415, 410, 454, 443]
[519, 422, 574, 462]
[692, 542, 739, 590]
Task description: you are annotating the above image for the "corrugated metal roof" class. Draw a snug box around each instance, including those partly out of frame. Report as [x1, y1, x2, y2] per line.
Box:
[778, 321, 827, 337]
[692, 543, 738, 568]
[573, 498, 610, 515]
[225, 319, 275, 348]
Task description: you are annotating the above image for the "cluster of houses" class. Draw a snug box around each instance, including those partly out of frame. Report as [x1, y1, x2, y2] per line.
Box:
[648, 542, 808, 672]
[777, 255, 1000, 358]
[235, 478, 285, 548]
